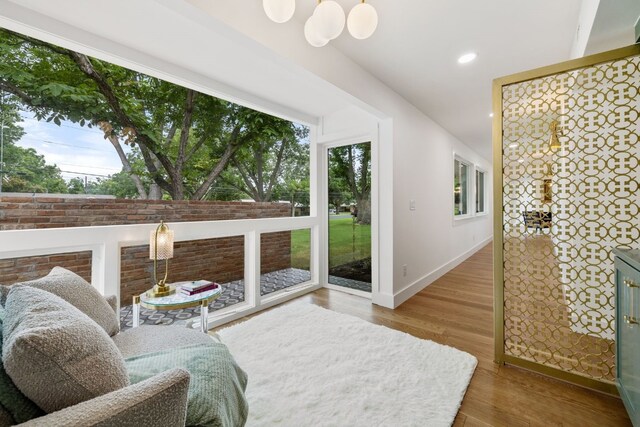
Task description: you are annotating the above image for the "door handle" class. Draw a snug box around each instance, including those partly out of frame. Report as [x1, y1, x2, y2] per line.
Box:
[624, 278, 639, 326]
[624, 279, 639, 288]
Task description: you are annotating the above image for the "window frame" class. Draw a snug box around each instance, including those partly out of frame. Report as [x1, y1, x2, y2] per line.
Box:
[453, 154, 472, 220]
[475, 167, 487, 215]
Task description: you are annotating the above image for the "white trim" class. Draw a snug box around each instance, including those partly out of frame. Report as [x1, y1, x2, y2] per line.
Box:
[324, 283, 372, 299]
[0, 0, 318, 127]
[206, 283, 324, 329]
[0, 215, 322, 325]
[319, 133, 379, 302]
[453, 153, 473, 220]
[392, 237, 493, 308]
[475, 166, 488, 215]
[372, 291, 395, 309]
[261, 281, 316, 302]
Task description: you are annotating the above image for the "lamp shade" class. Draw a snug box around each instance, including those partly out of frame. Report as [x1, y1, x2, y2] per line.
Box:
[313, 0, 345, 40]
[263, 0, 295, 23]
[347, 2, 378, 40]
[305, 16, 329, 47]
[149, 223, 174, 260]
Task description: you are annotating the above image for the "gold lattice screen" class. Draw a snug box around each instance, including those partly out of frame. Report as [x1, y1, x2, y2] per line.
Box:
[499, 52, 639, 384]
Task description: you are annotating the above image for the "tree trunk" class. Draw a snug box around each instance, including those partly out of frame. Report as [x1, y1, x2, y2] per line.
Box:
[148, 183, 162, 200]
[356, 197, 371, 225]
[105, 133, 148, 199]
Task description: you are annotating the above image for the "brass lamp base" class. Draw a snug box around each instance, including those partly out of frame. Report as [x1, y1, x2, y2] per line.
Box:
[147, 283, 175, 298]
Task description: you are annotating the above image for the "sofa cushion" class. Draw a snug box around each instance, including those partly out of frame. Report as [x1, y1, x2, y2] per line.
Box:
[0, 307, 43, 425]
[2, 286, 130, 413]
[113, 325, 215, 358]
[1, 267, 120, 336]
[125, 342, 248, 427]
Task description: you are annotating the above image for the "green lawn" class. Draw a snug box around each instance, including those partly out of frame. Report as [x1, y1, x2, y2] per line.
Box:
[290, 218, 371, 270]
[291, 228, 311, 270]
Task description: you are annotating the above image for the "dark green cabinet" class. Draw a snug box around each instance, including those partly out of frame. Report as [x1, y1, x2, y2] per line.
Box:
[614, 248, 640, 427]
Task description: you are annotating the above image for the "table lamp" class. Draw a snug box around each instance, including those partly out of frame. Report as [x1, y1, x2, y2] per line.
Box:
[149, 221, 175, 297]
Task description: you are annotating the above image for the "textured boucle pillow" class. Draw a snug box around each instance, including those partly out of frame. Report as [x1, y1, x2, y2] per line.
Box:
[0, 267, 119, 336]
[0, 307, 43, 424]
[2, 286, 130, 413]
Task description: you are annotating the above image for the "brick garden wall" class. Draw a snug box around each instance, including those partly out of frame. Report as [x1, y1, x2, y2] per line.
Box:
[0, 197, 292, 303]
[0, 251, 92, 286]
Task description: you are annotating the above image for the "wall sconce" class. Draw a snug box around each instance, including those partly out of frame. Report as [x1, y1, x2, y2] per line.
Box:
[148, 221, 175, 297]
[549, 120, 562, 151]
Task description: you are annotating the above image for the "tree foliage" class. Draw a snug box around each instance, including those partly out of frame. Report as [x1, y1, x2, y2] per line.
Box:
[0, 28, 310, 202]
[329, 143, 371, 224]
[0, 92, 67, 193]
[222, 122, 309, 202]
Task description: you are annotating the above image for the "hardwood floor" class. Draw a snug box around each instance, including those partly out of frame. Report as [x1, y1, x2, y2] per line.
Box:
[219, 243, 632, 426]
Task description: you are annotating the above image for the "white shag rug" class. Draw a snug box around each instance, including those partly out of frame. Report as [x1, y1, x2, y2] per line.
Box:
[218, 303, 477, 427]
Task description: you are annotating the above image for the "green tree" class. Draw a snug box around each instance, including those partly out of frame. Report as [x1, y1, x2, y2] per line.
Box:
[0, 91, 24, 192]
[328, 178, 351, 214]
[0, 91, 67, 194]
[66, 177, 86, 194]
[2, 144, 67, 193]
[0, 28, 282, 200]
[329, 143, 371, 224]
[222, 123, 309, 203]
[92, 171, 144, 199]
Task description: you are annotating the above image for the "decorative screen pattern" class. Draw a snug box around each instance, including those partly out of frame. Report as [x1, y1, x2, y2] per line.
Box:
[502, 55, 639, 381]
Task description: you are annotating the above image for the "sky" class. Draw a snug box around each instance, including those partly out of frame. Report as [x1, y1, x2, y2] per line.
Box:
[16, 110, 131, 181]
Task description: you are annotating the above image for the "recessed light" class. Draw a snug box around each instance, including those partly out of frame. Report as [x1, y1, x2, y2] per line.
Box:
[509, 143, 518, 148]
[489, 113, 494, 118]
[458, 52, 477, 64]
[518, 159, 524, 163]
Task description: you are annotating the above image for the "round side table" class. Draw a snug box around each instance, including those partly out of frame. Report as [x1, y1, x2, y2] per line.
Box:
[132, 285, 222, 333]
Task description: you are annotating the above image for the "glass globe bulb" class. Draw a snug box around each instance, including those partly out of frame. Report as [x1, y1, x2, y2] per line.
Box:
[304, 16, 329, 47]
[347, 2, 378, 40]
[263, 0, 295, 24]
[313, 0, 345, 40]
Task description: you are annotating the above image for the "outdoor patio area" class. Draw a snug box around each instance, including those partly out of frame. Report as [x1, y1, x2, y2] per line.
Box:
[119, 267, 372, 329]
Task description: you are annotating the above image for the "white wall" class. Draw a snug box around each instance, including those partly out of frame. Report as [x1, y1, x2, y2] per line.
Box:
[570, 0, 601, 58]
[388, 101, 492, 305]
[185, 1, 493, 306]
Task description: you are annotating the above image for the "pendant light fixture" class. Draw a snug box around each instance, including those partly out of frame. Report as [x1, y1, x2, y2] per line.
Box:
[264, 0, 379, 47]
[304, 16, 329, 47]
[347, 0, 378, 40]
[263, 0, 296, 23]
[312, 0, 346, 40]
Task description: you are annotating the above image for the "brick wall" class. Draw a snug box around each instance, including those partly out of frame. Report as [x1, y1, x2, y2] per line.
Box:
[0, 197, 292, 229]
[0, 197, 292, 302]
[120, 236, 247, 304]
[261, 231, 294, 273]
[0, 252, 92, 284]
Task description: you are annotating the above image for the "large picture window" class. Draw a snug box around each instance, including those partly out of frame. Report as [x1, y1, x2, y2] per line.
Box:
[0, 28, 310, 212]
[476, 169, 486, 214]
[454, 157, 470, 217]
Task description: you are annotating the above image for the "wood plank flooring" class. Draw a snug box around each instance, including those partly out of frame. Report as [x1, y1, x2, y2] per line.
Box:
[218, 243, 631, 426]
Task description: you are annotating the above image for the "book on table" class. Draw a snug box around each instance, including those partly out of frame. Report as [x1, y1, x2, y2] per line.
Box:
[178, 280, 219, 296]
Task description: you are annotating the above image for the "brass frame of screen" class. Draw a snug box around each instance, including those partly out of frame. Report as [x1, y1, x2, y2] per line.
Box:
[492, 43, 640, 395]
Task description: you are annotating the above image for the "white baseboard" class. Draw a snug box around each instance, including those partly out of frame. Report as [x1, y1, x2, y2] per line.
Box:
[372, 291, 394, 309]
[391, 237, 493, 308]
